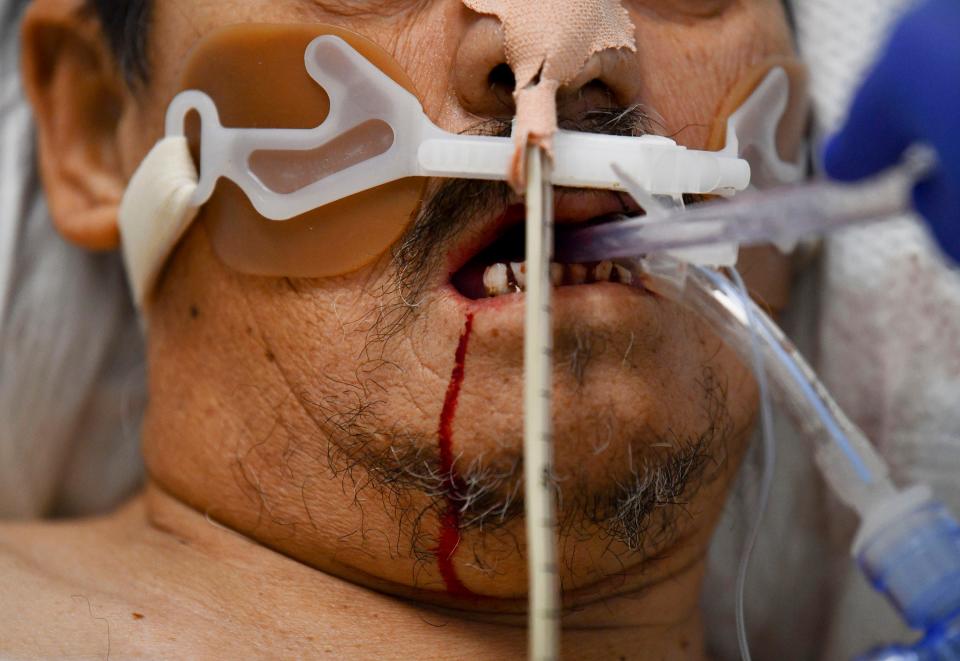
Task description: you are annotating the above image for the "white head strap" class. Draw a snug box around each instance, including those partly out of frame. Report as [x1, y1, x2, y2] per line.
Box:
[119, 35, 752, 309]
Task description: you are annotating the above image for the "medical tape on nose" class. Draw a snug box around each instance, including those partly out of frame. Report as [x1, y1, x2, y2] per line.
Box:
[462, 0, 636, 187]
[119, 24, 751, 310]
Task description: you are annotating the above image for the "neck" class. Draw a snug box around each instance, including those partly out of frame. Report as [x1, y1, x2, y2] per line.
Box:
[142, 481, 708, 659]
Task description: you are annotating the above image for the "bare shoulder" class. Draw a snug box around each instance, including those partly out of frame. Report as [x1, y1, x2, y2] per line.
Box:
[0, 491, 512, 659]
[0, 499, 223, 659]
[0, 496, 385, 659]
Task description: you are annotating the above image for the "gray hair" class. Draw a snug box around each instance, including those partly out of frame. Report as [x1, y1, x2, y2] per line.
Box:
[0, 0, 145, 518]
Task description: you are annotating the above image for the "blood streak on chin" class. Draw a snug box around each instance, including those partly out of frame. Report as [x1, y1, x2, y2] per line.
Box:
[435, 313, 478, 598]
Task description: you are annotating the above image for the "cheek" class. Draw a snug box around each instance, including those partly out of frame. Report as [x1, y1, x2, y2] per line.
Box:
[388, 4, 467, 122]
[632, 5, 793, 147]
[236, 271, 471, 441]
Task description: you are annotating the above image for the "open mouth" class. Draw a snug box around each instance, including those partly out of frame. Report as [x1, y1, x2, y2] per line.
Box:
[451, 197, 644, 300]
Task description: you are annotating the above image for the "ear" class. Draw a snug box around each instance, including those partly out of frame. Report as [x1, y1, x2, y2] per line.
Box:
[21, 0, 129, 251]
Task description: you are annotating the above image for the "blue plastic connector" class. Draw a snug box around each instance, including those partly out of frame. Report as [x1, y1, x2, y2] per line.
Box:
[857, 617, 960, 660]
[854, 489, 960, 660]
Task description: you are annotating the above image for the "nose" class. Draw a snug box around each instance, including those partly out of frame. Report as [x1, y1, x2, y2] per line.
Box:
[453, 13, 643, 122]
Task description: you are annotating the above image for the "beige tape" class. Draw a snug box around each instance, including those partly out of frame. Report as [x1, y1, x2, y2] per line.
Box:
[463, 0, 636, 188]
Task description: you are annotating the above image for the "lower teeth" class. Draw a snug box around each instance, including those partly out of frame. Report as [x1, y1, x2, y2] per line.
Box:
[482, 260, 630, 297]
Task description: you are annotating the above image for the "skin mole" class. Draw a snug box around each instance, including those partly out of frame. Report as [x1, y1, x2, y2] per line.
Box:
[2, 0, 803, 658]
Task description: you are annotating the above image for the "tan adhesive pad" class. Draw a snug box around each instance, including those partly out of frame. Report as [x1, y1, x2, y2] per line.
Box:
[463, 0, 636, 186]
[181, 24, 426, 279]
[706, 57, 810, 161]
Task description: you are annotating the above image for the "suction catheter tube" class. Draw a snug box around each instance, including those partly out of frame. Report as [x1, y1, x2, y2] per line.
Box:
[524, 146, 561, 661]
[625, 257, 960, 658]
[628, 257, 896, 514]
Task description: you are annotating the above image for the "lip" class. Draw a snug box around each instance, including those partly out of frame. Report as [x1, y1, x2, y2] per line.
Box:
[439, 280, 659, 331]
[444, 189, 642, 277]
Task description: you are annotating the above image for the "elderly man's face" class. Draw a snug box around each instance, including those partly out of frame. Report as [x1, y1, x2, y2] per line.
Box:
[36, 0, 798, 616]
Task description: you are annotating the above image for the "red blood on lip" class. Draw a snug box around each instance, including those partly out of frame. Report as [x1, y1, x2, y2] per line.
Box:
[435, 313, 479, 598]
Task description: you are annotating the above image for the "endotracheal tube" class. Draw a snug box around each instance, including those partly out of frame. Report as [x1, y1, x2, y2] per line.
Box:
[614, 255, 960, 660]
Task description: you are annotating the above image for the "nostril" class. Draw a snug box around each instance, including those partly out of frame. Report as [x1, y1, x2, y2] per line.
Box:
[454, 15, 513, 116]
[488, 63, 516, 95]
[577, 79, 616, 104]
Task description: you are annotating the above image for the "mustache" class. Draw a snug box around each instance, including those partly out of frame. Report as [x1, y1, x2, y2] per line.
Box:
[391, 105, 659, 303]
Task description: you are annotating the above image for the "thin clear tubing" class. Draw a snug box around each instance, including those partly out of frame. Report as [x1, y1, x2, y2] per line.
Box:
[634, 259, 960, 660]
[627, 257, 897, 515]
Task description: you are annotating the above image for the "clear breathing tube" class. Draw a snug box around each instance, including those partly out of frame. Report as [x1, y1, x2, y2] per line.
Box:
[617, 256, 960, 659]
[621, 256, 896, 513]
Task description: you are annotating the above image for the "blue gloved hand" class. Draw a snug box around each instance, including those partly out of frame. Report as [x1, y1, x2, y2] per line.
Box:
[823, 0, 960, 262]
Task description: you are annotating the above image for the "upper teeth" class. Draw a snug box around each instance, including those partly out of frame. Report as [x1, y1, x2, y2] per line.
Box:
[481, 260, 634, 298]
[511, 262, 526, 289]
[569, 263, 588, 285]
[483, 262, 510, 296]
[614, 264, 632, 285]
[550, 263, 564, 287]
[595, 261, 613, 282]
